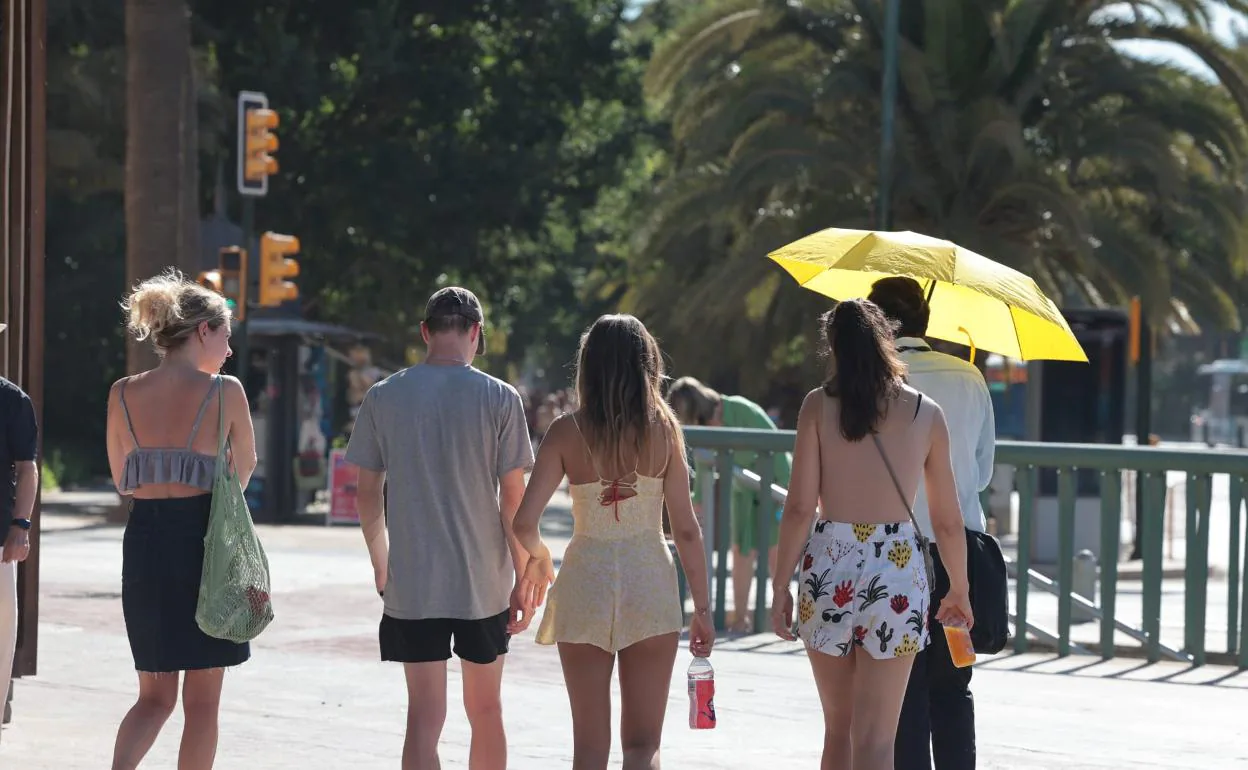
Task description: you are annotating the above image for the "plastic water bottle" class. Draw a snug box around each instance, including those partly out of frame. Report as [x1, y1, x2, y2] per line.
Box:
[943, 622, 977, 668]
[687, 656, 716, 729]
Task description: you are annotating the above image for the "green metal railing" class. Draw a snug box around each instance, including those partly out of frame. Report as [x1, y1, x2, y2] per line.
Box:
[682, 426, 1248, 668]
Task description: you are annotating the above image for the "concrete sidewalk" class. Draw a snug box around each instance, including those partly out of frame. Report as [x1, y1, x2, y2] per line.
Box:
[3, 505, 1247, 768]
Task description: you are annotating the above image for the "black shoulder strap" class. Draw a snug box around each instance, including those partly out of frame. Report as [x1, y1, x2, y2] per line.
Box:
[913, 393, 923, 421]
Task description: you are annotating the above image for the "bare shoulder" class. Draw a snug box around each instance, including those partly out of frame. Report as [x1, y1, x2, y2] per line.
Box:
[544, 412, 580, 445]
[798, 388, 825, 423]
[217, 374, 246, 397]
[218, 375, 249, 410]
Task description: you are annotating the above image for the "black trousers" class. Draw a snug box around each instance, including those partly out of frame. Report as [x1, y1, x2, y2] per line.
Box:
[895, 543, 975, 770]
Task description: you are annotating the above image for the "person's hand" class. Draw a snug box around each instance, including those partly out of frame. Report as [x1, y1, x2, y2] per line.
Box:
[689, 609, 715, 657]
[935, 586, 974, 630]
[771, 586, 796, 641]
[1, 528, 30, 563]
[521, 556, 556, 609]
[507, 584, 535, 634]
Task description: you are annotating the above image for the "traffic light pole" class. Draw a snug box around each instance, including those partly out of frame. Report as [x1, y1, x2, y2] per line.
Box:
[236, 196, 254, 389]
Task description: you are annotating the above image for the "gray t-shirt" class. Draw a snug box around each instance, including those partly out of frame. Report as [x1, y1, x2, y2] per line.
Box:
[345, 363, 534, 621]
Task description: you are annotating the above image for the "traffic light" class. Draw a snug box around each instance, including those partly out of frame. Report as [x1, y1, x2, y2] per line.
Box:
[237, 91, 278, 197]
[244, 108, 279, 181]
[197, 246, 247, 320]
[259, 232, 300, 306]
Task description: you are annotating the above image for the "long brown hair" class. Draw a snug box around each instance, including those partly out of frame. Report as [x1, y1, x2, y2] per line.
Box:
[575, 314, 685, 473]
[821, 299, 906, 441]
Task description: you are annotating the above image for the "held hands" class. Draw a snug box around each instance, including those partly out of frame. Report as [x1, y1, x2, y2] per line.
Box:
[935, 585, 975, 630]
[2, 528, 30, 564]
[689, 609, 715, 657]
[507, 556, 555, 635]
[771, 586, 796, 641]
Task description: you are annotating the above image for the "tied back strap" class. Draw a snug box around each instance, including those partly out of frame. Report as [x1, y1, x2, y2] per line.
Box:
[570, 416, 639, 522]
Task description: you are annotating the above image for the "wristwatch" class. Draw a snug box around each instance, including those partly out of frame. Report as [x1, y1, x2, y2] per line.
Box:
[11, 518, 31, 531]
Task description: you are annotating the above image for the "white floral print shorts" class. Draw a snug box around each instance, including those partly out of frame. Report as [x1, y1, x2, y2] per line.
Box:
[796, 520, 930, 659]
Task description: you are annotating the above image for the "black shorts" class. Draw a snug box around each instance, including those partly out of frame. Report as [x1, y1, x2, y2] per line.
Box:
[379, 610, 510, 665]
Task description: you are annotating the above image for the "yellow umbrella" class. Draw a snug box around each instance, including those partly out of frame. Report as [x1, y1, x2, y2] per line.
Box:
[768, 228, 1088, 362]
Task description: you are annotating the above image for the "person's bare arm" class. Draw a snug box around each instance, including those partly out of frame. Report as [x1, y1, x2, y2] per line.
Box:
[499, 468, 530, 580]
[14, 461, 37, 520]
[512, 418, 569, 564]
[663, 432, 711, 615]
[223, 376, 258, 488]
[356, 468, 388, 592]
[106, 380, 127, 492]
[773, 391, 822, 593]
[925, 407, 970, 598]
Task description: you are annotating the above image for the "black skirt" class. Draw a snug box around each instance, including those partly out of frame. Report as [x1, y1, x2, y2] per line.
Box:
[122, 494, 251, 673]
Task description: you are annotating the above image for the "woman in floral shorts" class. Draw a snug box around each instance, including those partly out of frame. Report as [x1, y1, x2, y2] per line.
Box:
[771, 299, 974, 770]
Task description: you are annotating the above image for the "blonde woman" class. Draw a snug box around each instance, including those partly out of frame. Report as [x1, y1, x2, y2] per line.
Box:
[106, 270, 258, 770]
[513, 314, 714, 770]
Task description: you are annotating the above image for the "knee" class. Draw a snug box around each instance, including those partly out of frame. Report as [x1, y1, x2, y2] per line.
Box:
[621, 741, 660, 767]
[181, 690, 221, 724]
[137, 688, 177, 720]
[464, 694, 502, 727]
[852, 729, 895, 767]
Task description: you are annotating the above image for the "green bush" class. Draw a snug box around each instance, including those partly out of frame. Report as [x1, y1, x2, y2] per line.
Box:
[40, 461, 59, 493]
[42, 446, 94, 491]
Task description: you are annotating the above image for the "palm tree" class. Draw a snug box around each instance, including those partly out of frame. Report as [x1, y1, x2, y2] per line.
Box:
[629, 0, 1248, 386]
[125, 0, 201, 375]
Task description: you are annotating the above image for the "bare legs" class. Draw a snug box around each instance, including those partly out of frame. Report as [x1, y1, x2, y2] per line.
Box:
[401, 659, 507, 770]
[558, 633, 679, 770]
[111, 668, 225, 770]
[808, 647, 915, 770]
[730, 544, 778, 633]
[558, 643, 614, 770]
[462, 659, 507, 769]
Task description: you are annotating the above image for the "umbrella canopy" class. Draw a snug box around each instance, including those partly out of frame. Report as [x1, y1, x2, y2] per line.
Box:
[768, 228, 1088, 362]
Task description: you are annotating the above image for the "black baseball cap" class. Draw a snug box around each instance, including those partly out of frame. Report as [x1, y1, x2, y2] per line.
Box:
[424, 286, 486, 355]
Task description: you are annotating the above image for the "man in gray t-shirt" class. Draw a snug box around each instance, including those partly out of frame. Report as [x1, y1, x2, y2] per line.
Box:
[345, 286, 534, 769]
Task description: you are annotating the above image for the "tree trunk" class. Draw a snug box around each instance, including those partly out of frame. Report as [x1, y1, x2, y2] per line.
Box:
[117, 0, 200, 522]
[124, 0, 200, 377]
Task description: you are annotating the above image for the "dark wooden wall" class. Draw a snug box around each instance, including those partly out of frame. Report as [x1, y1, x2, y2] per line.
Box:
[0, 0, 46, 677]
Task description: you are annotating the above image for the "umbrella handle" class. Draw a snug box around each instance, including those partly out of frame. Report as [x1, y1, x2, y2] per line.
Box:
[957, 326, 976, 363]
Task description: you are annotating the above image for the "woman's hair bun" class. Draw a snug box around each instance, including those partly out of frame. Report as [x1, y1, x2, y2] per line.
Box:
[123, 269, 186, 342]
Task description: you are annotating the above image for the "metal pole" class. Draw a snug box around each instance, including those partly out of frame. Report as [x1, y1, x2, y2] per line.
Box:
[877, 0, 901, 231]
[236, 196, 254, 387]
[1131, 312, 1153, 559]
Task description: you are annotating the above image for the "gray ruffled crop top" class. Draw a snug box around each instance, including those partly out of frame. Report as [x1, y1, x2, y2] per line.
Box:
[117, 376, 221, 494]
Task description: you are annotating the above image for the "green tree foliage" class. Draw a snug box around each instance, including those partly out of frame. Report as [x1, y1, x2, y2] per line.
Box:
[44, 1, 654, 469]
[191, 0, 650, 374]
[631, 0, 1248, 396]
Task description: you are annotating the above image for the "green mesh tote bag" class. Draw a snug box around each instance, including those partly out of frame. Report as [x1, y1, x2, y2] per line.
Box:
[195, 377, 275, 642]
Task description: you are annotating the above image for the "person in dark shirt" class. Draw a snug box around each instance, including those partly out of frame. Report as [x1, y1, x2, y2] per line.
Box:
[0, 322, 39, 737]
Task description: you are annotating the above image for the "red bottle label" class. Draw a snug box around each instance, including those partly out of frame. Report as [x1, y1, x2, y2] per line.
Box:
[688, 679, 716, 729]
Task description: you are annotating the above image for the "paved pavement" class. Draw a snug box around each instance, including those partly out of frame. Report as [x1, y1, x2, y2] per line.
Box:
[2, 492, 1247, 768]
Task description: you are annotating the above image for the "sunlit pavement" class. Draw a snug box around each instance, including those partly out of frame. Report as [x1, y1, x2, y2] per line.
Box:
[2, 494, 1246, 768]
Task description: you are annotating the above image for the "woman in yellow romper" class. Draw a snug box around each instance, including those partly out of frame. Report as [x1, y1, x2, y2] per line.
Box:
[513, 314, 715, 770]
